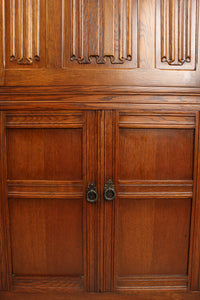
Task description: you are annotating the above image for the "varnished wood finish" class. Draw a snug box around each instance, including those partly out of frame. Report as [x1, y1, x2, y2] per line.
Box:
[5, 0, 45, 67]
[0, 0, 199, 88]
[64, 0, 137, 67]
[156, 0, 196, 69]
[0, 112, 9, 291]
[114, 111, 196, 292]
[1, 1, 200, 299]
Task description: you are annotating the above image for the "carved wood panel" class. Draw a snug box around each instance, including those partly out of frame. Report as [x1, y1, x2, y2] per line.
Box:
[156, 0, 197, 70]
[63, 0, 138, 68]
[5, 0, 46, 68]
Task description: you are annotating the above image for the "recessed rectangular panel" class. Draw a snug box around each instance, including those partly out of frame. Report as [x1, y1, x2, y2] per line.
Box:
[117, 198, 191, 276]
[119, 129, 194, 180]
[7, 128, 82, 180]
[9, 198, 83, 276]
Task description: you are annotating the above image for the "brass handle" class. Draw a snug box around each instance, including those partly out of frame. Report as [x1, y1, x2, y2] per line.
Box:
[104, 179, 116, 201]
[86, 182, 98, 203]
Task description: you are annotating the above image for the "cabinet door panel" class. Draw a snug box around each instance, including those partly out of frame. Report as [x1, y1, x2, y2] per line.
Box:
[113, 112, 195, 291]
[7, 128, 82, 180]
[9, 198, 83, 276]
[118, 198, 191, 276]
[119, 128, 194, 180]
[0, 111, 99, 293]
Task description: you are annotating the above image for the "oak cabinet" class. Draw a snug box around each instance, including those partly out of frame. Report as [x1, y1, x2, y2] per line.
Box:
[1, 0, 200, 300]
[0, 110, 200, 300]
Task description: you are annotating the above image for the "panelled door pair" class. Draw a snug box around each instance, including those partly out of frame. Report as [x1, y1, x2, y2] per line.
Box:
[0, 109, 198, 295]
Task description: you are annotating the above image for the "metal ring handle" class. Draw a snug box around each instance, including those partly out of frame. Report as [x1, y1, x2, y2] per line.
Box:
[104, 179, 116, 201]
[86, 182, 98, 203]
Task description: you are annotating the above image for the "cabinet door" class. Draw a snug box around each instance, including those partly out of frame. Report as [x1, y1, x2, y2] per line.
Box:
[111, 112, 196, 292]
[0, 111, 99, 293]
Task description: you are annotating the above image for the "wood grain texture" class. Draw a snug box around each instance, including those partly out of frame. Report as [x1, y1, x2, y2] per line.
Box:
[119, 128, 194, 180]
[7, 180, 83, 199]
[118, 180, 193, 199]
[9, 198, 83, 276]
[0, 0, 200, 297]
[6, 112, 83, 128]
[156, 0, 196, 69]
[12, 276, 84, 292]
[46, 0, 62, 68]
[117, 275, 188, 291]
[98, 111, 116, 292]
[7, 128, 83, 180]
[119, 113, 196, 128]
[189, 112, 200, 291]
[1, 291, 200, 300]
[84, 111, 99, 292]
[1, 0, 200, 87]
[117, 198, 191, 277]
[0, 112, 9, 291]
[113, 112, 195, 292]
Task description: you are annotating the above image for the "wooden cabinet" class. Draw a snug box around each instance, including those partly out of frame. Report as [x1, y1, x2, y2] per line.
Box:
[1, 0, 200, 300]
[0, 110, 200, 300]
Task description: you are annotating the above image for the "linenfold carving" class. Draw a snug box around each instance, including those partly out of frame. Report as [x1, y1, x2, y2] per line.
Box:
[157, 0, 196, 69]
[69, 0, 136, 65]
[10, 0, 40, 65]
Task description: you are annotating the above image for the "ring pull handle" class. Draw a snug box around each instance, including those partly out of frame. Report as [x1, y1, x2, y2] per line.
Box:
[86, 182, 98, 203]
[104, 179, 116, 201]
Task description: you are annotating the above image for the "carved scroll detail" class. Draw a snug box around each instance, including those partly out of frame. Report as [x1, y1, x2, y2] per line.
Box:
[70, 0, 134, 64]
[161, 0, 193, 66]
[10, 0, 40, 65]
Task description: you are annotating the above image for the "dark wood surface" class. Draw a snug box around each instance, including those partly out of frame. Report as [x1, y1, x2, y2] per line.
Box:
[1, 1, 200, 300]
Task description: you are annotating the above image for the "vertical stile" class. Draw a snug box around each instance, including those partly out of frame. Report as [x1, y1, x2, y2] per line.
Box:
[189, 112, 200, 291]
[98, 110, 105, 291]
[82, 112, 87, 291]
[113, 111, 119, 291]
